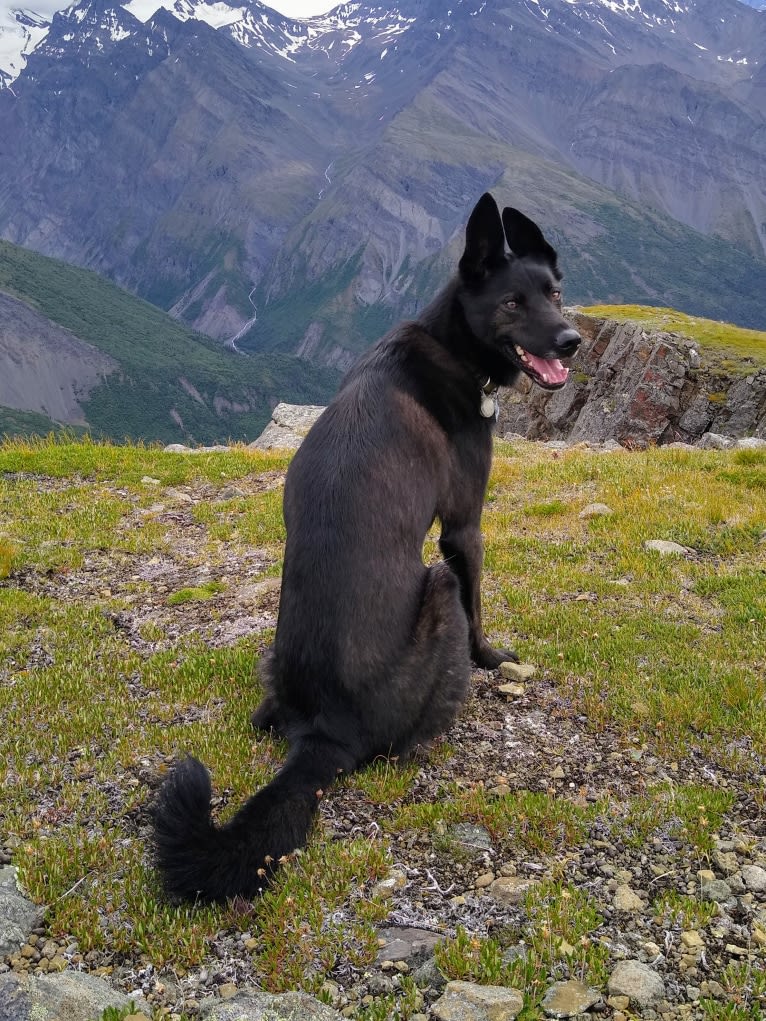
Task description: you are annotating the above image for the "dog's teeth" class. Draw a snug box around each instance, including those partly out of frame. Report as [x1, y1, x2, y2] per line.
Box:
[542, 373, 549, 383]
[514, 345, 525, 358]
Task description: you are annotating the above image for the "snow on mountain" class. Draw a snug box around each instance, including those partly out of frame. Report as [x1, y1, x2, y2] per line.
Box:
[0, 0, 762, 85]
[0, 7, 48, 85]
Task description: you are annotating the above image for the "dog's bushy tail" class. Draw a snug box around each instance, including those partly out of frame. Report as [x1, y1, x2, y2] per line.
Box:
[152, 736, 353, 902]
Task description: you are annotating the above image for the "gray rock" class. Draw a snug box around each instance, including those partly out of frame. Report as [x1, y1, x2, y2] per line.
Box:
[199, 990, 341, 1020]
[700, 879, 733, 903]
[613, 885, 644, 912]
[448, 824, 493, 852]
[431, 981, 524, 1021]
[736, 437, 766, 450]
[376, 926, 442, 966]
[162, 444, 232, 454]
[741, 865, 766, 893]
[607, 961, 665, 1007]
[579, 503, 613, 518]
[0, 868, 43, 957]
[541, 979, 601, 1017]
[0, 971, 150, 1021]
[498, 662, 536, 683]
[643, 539, 689, 556]
[412, 955, 448, 992]
[488, 876, 539, 906]
[697, 433, 735, 450]
[250, 403, 325, 450]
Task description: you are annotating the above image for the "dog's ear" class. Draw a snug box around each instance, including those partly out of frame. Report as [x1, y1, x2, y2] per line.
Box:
[502, 208, 558, 269]
[459, 193, 506, 281]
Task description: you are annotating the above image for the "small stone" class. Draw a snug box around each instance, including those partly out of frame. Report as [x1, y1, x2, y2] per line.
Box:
[243, 937, 258, 951]
[449, 824, 493, 852]
[700, 879, 733, 903]
[697, 433, 735, 450]
[752, 922, 766, 947]
[608, 961, 665, 1007]
[613, 885, 643, 912]
[541, 979, 600, 1017]
[644, 539, 689, 556]
[394, 961, 410, 973]
[579, 503, 613, 518]
[726, 945, 749, 957]
[499, 662, 537, 683]
[497, 683, 526, 698]
[607, 997, 630, 1011]
[475, 873, 495, 889]
[488, 876, 539, 905]
[712, 850, 739, 875]
[218, 983, 238, 999]
[48, 955, 67, 972]
[642, 942, 662, 959]
[372, 869, 407, 899]
[741, 865, 766, 893]
[432, 981, 524, 1021]
[550, 765, 566, 780]
[697, 869, 716, 884]
[141, 476, 161, 485]
[680, 931, 704, 950]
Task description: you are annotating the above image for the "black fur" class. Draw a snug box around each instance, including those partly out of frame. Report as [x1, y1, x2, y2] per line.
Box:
[151, 193, 580, 902]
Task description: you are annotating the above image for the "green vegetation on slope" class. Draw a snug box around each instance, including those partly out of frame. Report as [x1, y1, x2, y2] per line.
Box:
[0, 240, 341, 444]
[582, 304, 766, 368]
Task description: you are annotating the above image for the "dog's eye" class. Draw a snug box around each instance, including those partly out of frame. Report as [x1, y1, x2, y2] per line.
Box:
[551, 290, 561, 302]
[505, 299, 517, 310]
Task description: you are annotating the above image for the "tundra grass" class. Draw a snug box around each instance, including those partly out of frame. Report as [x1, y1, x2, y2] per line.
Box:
[0, 437, 764, 1007]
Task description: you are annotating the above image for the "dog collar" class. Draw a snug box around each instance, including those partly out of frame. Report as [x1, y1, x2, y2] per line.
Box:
[479, 377, 498, 419]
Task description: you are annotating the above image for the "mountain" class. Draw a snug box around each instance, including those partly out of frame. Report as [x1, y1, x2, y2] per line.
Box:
[0, 238, 340, 442]
[0, 0, 765, 376]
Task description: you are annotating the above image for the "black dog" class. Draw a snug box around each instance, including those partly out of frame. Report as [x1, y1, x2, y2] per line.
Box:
[152, 193, 580, 902]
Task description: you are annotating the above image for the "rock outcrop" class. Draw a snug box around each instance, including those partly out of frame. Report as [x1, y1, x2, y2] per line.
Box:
[499, 310, 766, 448]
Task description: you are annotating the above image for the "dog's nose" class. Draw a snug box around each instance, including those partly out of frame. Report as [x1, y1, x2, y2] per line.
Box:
[554, 327, 580, 356]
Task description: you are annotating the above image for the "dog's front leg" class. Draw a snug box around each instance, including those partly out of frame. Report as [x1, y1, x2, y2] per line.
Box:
[439, 524, 519, 668]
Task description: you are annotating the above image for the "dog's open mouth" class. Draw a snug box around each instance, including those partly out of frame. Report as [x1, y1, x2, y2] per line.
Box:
[511, 344, 569, 390]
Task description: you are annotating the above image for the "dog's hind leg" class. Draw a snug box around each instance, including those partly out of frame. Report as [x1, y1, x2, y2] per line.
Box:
[388, 562, 472, 759]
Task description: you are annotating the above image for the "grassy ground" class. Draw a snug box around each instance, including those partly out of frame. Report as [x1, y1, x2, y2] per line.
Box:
[0, 437, 764, 1019]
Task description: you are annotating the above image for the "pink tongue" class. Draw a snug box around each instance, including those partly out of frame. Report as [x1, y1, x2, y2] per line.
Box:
[524, 352, 569, 384]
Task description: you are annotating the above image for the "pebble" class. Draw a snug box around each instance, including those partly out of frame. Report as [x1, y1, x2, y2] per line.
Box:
[700, 879, 733, 903]
[498, 662, 536, 683]
[488, 876, 539, 906]
[644, 540, 689, 556]
[680, 931, 703, 950]
[371, 869, 407, 899]
[607, 961, 666, 1007]
[741, 864, 766, 893]
[541, 979, 601, 1017]
[431, 980, 524, 1021]
[613, 885, 643, 912]
[579, 503, 613, 518]
[497, 683, 526, 698]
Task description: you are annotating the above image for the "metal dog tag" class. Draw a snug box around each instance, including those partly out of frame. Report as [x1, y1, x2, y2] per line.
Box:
[480, 393, 496, 418]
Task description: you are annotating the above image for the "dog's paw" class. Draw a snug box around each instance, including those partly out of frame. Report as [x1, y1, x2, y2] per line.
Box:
[472, 642, 520, 669]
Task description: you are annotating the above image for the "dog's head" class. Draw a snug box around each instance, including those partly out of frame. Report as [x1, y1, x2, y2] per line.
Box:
[457, 192, 580, 390]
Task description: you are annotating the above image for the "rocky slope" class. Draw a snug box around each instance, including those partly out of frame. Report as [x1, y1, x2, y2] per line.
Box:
[499, 310, 766, 448]
[0, 0, 764, 359]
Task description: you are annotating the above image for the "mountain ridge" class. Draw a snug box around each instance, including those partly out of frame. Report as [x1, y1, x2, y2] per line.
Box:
[0, 0, 764, 371]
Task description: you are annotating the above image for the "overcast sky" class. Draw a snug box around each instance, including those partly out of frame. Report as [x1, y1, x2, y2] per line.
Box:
[2, 0, 339, 19]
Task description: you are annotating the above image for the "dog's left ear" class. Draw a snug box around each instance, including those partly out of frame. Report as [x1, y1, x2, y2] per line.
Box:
[459, 193, 506, 281]
[502, 208, 559, 270]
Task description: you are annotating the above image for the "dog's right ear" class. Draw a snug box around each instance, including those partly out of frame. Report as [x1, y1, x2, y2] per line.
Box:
[459, 193, 506, 281]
